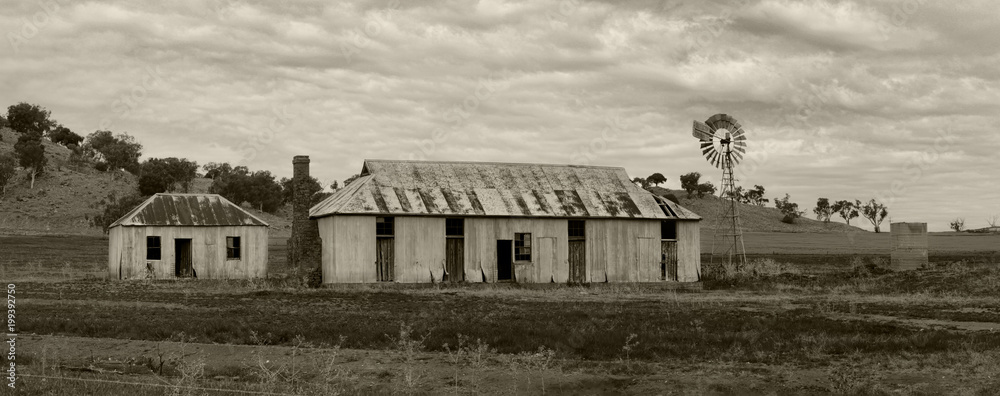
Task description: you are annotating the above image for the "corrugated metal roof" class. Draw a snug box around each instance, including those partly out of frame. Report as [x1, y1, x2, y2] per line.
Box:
[110, 194, 269, 227]
[310, 160, 701, 220]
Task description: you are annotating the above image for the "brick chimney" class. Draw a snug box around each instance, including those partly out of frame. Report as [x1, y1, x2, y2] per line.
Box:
[288, 155, 321, 272]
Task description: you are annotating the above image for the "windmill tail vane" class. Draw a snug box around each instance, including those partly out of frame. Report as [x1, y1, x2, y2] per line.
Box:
[692, 113, 748, 268]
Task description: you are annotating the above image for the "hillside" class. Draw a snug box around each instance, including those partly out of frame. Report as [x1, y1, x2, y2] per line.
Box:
[0, 127, 291, 236]
[649, 186, 868, 233]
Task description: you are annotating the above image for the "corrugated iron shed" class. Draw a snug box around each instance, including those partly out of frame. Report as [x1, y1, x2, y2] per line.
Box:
[109, 194, 269, 227]
[311, 160, 701, 220]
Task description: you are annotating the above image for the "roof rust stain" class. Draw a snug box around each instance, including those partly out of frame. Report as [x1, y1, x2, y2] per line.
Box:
[393, 187, 412, 212]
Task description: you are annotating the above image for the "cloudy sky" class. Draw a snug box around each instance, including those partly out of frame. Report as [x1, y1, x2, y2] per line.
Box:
[2, 0, 998, 231]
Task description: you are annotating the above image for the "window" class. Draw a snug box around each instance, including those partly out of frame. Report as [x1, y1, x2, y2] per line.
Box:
[446, 218, 464, 237]
[568, 220, 585, 240]
[226, 236, 241, 260]
[514, 233, 531, 261]
[146, 236, 161, 260]
[376, 217, 394, 236]
[661, 220, 677, 240]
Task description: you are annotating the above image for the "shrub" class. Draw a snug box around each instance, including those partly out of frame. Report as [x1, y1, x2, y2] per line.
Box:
[94, 162, 109, 172]
[306, 266, 323, 288]
[663, 193, 679, 204]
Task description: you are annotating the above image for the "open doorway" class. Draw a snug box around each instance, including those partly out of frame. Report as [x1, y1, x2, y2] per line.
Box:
[175, 239, 194, 278]
[497, 240, 513, 281]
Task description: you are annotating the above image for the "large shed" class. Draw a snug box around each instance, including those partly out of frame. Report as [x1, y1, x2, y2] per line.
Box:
[108, 193, 269, 279]
[309, 160, 701, 284]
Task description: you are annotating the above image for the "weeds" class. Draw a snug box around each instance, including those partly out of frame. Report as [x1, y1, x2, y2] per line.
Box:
[386, 322, 428, 394]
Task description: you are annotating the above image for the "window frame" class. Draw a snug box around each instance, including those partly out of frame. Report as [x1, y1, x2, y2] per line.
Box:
[568, 220, 586, 240]
[226, 236, 242, 260]
[514, 233, 532, 262]
[146, 236, 161, 260]
[445, 218, 464, 238]
[376, 217, 395, 237]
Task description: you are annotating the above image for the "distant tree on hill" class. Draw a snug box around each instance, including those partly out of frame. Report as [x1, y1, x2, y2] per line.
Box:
[6, 103, 55, 136]
[696, 181, 716, 198]
[138, 157, 199, 195]
[646, 173, 666, 187]
[14, 132, 46, 189]
[330, 180, 339, 190]
[987, 214, 999, 229]
[48, 125, 83, 147]
[950, 218, 965, 232]
[859, 198, 889, 233]
[831, 200, 859, 225]
[631, 177, 650, 189]
[0, 114, 8, 133]
[83, 130, 142, 173]
[680, 172, 701, 198]
[725, 185, 747, 203]
[745, 185, 768, 206]
[343, 174, 361, 187]
[279, 175, 322, 205]
[202, 162, 233, 179]
[775, 193, 804, 224]
[0, 153, 17, 197]
[814, 198, 833, 223]
[209, 166, 283, 213]
[91, 192, 149, 233]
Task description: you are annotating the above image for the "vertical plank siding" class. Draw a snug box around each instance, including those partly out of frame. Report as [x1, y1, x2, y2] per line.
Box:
[318, 215, 701, 283]
[109, 225, 268, 280]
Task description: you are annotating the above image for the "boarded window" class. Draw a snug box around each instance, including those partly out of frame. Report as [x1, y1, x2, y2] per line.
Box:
[514, 233, 531, 261]
[446, 218, 464, 237]
[376, 217, 394, 236]
[146, 236, 161, 260]
[568, 220, 585, 240]
[226, 236, 241, 260]
[661, 220, 677, 240]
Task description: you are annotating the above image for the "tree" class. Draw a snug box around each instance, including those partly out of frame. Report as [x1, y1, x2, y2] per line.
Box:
[203, 162, 233, 179]
[986, 214, 999, 229]
[696, 181, 716, 198]
[330, 181, 339, 190]
[745, 185, 768, 206]
[137, 157, 199, 195]
[814, 198, 833, 223]
[631, 177, 650, 189]
[950, 218, 965, 233]
[91, 192, 149, 233]
[14, 132, 46, 189]
[859, 199, 889, 233]
[775, 193, 804, 224]
[83, 130, 142, 172]
[680, 172, 701, 198]
[0, 153, 16, 197]
[343, 174, 361, 187]
[831, 200, 859, 225]
[48, 125, 83, 147]
[646, 173, 666, 187]
[6, 103, 54, 135]
[279, 175, 322, 204]
[209, 167, 284, 213]
[725, 185, 747, 203]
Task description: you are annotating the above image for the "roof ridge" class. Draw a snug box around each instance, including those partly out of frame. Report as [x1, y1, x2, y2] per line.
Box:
[363, 159, 625, 170]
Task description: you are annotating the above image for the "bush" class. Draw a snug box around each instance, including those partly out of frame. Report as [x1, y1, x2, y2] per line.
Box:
[781, 214, 797, 224]
[306, 266, 323, 288]
[94, 162, 109, 172]
[663, 193, 679, 204]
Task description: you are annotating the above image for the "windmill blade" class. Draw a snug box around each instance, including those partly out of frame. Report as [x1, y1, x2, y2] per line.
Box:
[701, 144, 715, 155]
[732, 151, 744, 164]
[704, 150, 716, 167]
[731, 128, 745, 138]
[692, 120, 714, 140]
[734, 145, 746, 154]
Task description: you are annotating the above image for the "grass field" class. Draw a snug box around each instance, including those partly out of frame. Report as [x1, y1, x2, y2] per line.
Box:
[3, 233, 1000, 395]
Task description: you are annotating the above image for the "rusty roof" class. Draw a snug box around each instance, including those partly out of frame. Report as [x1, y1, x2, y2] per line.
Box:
[109, 194, 269, 227]
[310, 160, 701, 220]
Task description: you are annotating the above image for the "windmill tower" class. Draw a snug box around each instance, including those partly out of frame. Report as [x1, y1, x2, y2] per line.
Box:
[692, 114, 748, 268]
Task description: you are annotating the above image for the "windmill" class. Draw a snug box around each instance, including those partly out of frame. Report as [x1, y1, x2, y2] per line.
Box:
[692, 114, 748, 268]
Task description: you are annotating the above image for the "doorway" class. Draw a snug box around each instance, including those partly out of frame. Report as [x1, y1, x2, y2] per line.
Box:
[496, 240, 513, 281]
[174, 239, 194, 278]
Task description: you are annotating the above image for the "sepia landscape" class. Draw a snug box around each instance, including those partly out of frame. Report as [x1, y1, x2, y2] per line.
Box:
[2, 1, 1000, 395]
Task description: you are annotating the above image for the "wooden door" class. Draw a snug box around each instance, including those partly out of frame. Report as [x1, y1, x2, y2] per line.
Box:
[445, 238, 464, 282]
[175, 239, 193, 278]
[661, 240, 678, 281]
[376, 237, 394, 282]
[568, 240, 586, 283]
[497, 240, 513, 281]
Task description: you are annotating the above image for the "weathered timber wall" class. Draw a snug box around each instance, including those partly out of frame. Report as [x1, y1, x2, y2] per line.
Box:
[108, 225, 268, 279]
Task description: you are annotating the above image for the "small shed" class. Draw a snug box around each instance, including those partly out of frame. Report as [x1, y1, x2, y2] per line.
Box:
[108, 193, 269, 279]
[309, 160, 702, 284]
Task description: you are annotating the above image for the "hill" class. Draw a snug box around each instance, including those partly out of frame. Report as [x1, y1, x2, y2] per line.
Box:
[0, 127, 291, 236]
[648, 186, 867, 233]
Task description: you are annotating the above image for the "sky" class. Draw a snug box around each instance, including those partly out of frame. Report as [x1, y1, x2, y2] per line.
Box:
[1, 0, 998, 231]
